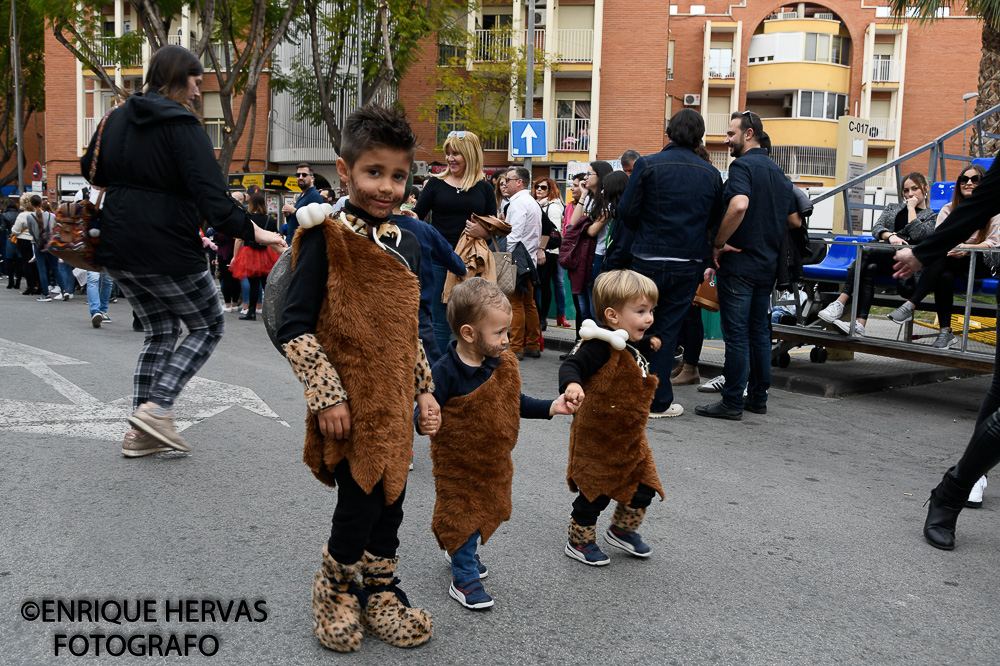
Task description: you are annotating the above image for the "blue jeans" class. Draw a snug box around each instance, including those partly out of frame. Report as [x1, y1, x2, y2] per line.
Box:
[431, 263, 452, 355]
[87, 271, 114, 315]
[632, 258, 702, 411]
[450, 531, 480, 585]
[34, 251, 64, 296]
[717, 274, 772, 410]
[241, 277, 262, 307]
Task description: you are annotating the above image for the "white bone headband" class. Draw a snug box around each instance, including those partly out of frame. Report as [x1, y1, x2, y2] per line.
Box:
[579, 319, 629, 351]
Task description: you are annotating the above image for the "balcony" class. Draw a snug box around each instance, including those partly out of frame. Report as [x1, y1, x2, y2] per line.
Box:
[84, 117, 100, 143]
[554, 29, 593, 62]
[550, 118, 590, 152]
[871, 58, 899, 83]
[771, 145, 837, 178]
[869, 117, 897, 141]
[167, 34, 183, 46]
[746, 61, 850, 94]
[481, 132, 510, 152]
[473, 29, 544, 63]
[708, 67, 735, 80]
[86, 36, 142, 68]
[705, 113, 730, 136]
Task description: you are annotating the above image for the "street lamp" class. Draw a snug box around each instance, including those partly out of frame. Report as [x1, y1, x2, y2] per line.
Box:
[963, 92, 979, 159]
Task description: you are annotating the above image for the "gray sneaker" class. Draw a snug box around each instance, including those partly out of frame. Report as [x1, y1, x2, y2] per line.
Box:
[886, 302, 914, 324]
[931, 329, 958, 349]
[128, 405, 190, 452]
[121, 429, 172, 457]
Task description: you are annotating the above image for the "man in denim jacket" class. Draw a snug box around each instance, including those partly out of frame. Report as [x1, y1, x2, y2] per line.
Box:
[615, 109, 724, 418]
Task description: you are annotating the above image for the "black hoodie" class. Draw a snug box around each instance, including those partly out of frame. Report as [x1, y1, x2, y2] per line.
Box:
[81, 91, 254, 275]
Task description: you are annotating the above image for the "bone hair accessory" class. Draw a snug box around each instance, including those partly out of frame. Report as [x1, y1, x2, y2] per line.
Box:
[579, 319, 629, 351]
[297, 202, 328, 229]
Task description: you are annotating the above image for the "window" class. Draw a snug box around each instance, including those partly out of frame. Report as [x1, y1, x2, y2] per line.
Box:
[709, 48, 734, 77]
[669, 4, 678, 14]
[804, 33, 849, 65]
[437, 41, 467, 66]
[798, 90, 848, 120]
[875, 6, 890, 17]
[436, 106, 460, 147]
[202, 92, 226, 150]
[690, 5, 706, 15]
[668, 40, 675, 80]
[935, 7, 950, 17]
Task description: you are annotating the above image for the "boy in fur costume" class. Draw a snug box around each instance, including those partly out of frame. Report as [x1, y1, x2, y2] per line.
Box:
[421, 277, 575, 610]
[559, 270, 666, 566]
[278, 105, 440, 652]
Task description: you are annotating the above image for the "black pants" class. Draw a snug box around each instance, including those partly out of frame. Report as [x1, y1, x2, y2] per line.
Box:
[842, 245, 897, 320]
[680, 304, 705, 365]
[571, 483, 656, 527]
[7, 243, 24, 287]
[247, 275, 267, 312]
[328, 458, 405, 565]
[218, 263, 240, 304]
[909, 254, 987, 326]
[539, 256, 559, 328]
[16, 239, 38, 292]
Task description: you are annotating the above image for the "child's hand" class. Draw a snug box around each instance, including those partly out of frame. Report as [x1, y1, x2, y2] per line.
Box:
[550, 393, 577, 416]
[649, 336, 662, 352]
[416, 393, 440, 436]
[318, 402, 351, 440]
[564, 382, 585, 405]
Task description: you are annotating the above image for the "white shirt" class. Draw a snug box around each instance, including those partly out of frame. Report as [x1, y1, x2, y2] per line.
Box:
[505, 188, 542, 266]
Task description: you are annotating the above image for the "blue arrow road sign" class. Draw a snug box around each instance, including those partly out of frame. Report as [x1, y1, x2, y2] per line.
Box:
[511, 119, 547, 157]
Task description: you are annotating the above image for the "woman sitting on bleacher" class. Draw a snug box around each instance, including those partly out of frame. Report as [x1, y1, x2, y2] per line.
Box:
[884, 164, 1000, 348]
[817, 172, 937, 337]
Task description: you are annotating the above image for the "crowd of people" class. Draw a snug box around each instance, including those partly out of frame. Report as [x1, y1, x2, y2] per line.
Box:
[7, 43, 1000, 653]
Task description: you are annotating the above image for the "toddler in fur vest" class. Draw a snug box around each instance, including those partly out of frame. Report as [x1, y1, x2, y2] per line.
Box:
[559, 270, 666, 566]
[419, 277, 575, 610]
[277, 106, 440, 653]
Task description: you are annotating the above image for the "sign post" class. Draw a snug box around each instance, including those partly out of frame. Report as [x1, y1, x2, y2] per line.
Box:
[833, 117, 875, 235]
[524, 0, 536, 179]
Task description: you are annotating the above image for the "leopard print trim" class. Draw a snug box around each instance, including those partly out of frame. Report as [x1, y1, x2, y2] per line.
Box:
[611, 504, 646, 533]
[568, 519, 596, 547]
[358, 552, 433, 648]
[312, 545, 363, 653]
[413, 340, 435, 397]
[282, 333, 348, 414]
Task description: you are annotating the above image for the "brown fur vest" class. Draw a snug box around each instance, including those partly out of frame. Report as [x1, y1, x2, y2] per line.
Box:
[430, 350, 522, 554]
[567, 347, 665, 503]
[293, 219, 420, 504]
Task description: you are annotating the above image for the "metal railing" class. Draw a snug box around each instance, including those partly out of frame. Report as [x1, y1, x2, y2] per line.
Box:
[472, 29, 544, 62]
[771, 145, 837, 178]
[84, 117, 99, 142]
[705, 113, 729, 135]
[709, 67, 735, 79]
[167, 34, 183, 46]
[869, 117, 897, 140]
[86, 36, 142, 68]
[814, 12, 834, 19]
[481, 132, 510, 151]
[776, 11, 799, 19]
[551, 118, 590, 152]
[554, 29, 594, 62]
[871, 58, 899, 83]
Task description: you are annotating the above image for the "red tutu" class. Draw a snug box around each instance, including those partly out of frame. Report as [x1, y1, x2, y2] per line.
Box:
[230, 246, 280, 279]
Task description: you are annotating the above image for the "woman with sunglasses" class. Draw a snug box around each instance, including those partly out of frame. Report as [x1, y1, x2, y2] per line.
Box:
[413, 131, 498, 354]
[564, 161, 614, 321]
[534, 177, 567, 331]
[885, 164, 999, 349]
[818, 172, 937, 337]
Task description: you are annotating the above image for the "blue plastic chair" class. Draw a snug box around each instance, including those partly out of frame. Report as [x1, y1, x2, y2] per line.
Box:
[972, 157, 994, 171]
[929, 181, 955, 213]
[802, 235, 874, 282]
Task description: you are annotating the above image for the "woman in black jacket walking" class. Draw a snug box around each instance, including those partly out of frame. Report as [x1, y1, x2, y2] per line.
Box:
[81, 45, 285, 458]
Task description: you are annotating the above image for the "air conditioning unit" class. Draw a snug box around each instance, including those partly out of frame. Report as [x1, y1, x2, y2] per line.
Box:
[683, 93, 701, 106]
[534, 11, 545, 27]
[783, 94, 794, 108]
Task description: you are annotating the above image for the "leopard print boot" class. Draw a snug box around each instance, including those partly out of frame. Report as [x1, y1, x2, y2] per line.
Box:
[312, 545, 363, 653]
[611, 504, 646, 532]
[358, 551, 433, 648]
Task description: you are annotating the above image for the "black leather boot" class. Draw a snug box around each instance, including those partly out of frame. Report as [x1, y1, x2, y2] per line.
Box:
[925, 411, 1000, 550]
[239, 311, 256, 321]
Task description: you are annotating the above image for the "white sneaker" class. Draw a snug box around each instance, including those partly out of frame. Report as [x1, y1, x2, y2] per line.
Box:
[833, 320, 865, 337]
[967, 476, 987, 508]
[240, 308, 248, 315]
[650, 403, 684, 418]
[817, 300, 844, 323]
[697, 375, 726, 393]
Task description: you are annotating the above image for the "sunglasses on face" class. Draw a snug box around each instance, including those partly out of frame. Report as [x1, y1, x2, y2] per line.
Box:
[959, 174, 982, 185]
[296, 173, 310, 178]
[535, 185, 548, 190]
[447, 131, 467, 139]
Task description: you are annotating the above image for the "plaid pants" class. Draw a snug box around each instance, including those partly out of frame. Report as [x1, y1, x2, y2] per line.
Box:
[108, 269, 224, 410]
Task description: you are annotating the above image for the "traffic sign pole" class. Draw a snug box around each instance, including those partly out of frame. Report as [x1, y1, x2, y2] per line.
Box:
[524, 0, 536, 179]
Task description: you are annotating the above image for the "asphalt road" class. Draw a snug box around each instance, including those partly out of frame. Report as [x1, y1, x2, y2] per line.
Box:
[2, 285, 999, 665]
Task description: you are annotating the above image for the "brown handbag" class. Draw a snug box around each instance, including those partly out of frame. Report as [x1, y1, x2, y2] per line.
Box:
[693, 277, 719, 312]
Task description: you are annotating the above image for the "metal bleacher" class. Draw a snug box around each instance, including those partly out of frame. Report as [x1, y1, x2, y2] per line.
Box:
[771, 105, 1000, 373]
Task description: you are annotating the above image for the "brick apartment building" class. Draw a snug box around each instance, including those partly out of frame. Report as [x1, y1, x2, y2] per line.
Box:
[16, 0, 988, 201]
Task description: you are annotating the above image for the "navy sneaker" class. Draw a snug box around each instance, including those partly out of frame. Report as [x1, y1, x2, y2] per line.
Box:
[443, 551, 488, 578]
[564, 540, 611, 566]
[604, 526, 652, 558]
[449, 579, 494, 610]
